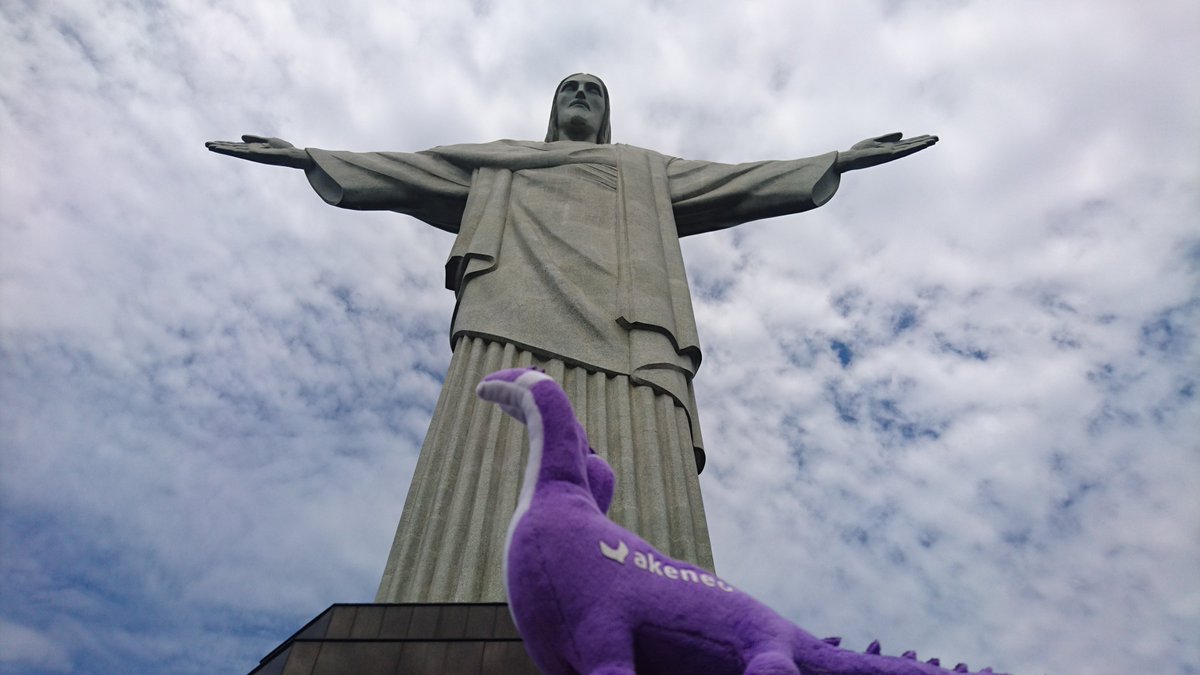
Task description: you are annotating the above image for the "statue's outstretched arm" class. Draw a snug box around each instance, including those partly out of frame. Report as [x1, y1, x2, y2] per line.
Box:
[205, 134, 314, 170]
[835, 132, 938, 173]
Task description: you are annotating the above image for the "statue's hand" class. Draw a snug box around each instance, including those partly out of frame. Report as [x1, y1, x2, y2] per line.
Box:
[835, 132, 938, 173]
[205, 134, 313, 169]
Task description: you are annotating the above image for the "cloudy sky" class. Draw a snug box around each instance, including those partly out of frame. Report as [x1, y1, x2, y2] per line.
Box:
[2, 1, 1197, 673]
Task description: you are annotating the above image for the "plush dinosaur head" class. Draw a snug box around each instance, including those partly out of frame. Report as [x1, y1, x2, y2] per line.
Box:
[477, 367, 613, 513]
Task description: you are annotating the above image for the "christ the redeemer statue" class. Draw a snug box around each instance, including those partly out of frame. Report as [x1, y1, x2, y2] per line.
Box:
[207, 73, 936, 604]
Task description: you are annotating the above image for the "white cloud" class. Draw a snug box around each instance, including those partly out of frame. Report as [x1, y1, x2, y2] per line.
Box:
[0, 620, 72, 673]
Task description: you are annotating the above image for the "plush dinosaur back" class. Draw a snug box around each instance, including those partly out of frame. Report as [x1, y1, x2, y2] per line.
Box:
[586, 450, 614, 513]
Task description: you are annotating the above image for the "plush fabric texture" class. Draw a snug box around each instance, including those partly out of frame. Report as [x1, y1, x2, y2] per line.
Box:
[476, 368, 1007, 675]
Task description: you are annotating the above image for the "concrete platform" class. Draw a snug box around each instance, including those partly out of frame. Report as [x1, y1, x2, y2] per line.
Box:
[249, 603, 539, 674]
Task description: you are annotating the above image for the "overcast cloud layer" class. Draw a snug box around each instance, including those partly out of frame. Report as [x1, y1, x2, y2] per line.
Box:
[2, 1, 1198, 673]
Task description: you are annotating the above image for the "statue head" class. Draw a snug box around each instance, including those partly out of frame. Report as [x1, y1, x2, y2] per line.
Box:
[545, 73, 611, 144]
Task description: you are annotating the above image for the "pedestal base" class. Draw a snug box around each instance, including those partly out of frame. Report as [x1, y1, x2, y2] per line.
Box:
[248, 603, 538, 674]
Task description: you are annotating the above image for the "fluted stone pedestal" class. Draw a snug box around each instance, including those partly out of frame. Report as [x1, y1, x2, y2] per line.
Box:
[248, 603, 538, 675]
[376, 337, 712, 603]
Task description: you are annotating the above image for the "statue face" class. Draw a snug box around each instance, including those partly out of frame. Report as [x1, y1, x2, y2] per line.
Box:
[555, 74, 607, 142]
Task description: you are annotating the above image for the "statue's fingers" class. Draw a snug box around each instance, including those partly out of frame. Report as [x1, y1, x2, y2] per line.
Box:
[893, 142, 935, 159]
[894, 136, 937, 153]
[206, 141, 250, 156]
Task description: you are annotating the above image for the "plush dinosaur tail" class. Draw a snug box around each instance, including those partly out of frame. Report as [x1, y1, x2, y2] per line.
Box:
[793, 633, 1008, 674]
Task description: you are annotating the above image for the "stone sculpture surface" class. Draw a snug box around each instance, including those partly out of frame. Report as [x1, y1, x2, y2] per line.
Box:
[207, 73, 937, 603]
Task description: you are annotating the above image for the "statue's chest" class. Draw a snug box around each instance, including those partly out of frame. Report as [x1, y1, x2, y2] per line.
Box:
[507, 164, 620, 264]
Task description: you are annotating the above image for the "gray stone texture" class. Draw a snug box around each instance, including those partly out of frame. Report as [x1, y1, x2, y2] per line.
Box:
[301, 139, 843, 601]
[248, 603, 538, 675]
[205, 73, 937, 605]
[375, 337, 713, 602]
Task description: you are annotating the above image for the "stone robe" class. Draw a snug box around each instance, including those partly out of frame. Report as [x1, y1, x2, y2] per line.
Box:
[304, 140, 839, 602]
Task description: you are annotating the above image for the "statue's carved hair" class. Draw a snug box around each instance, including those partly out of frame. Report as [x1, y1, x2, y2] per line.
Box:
[545, 73, 611, 144]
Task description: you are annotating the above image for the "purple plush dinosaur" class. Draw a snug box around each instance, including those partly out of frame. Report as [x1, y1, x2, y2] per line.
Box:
[477, 367, 1008, 675]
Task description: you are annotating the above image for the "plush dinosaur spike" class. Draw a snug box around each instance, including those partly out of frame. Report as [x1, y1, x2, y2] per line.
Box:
[823, 637, 843, 647]
[954, 665, 970, 673]
[927, 658, 941, 666]
[478, 367, 1009, 675]
[867, 640, 883, 655]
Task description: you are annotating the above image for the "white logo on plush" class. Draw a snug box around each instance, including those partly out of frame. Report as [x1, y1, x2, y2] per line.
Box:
[597, 539, 735, 592]
[599, 539, 629, 564]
